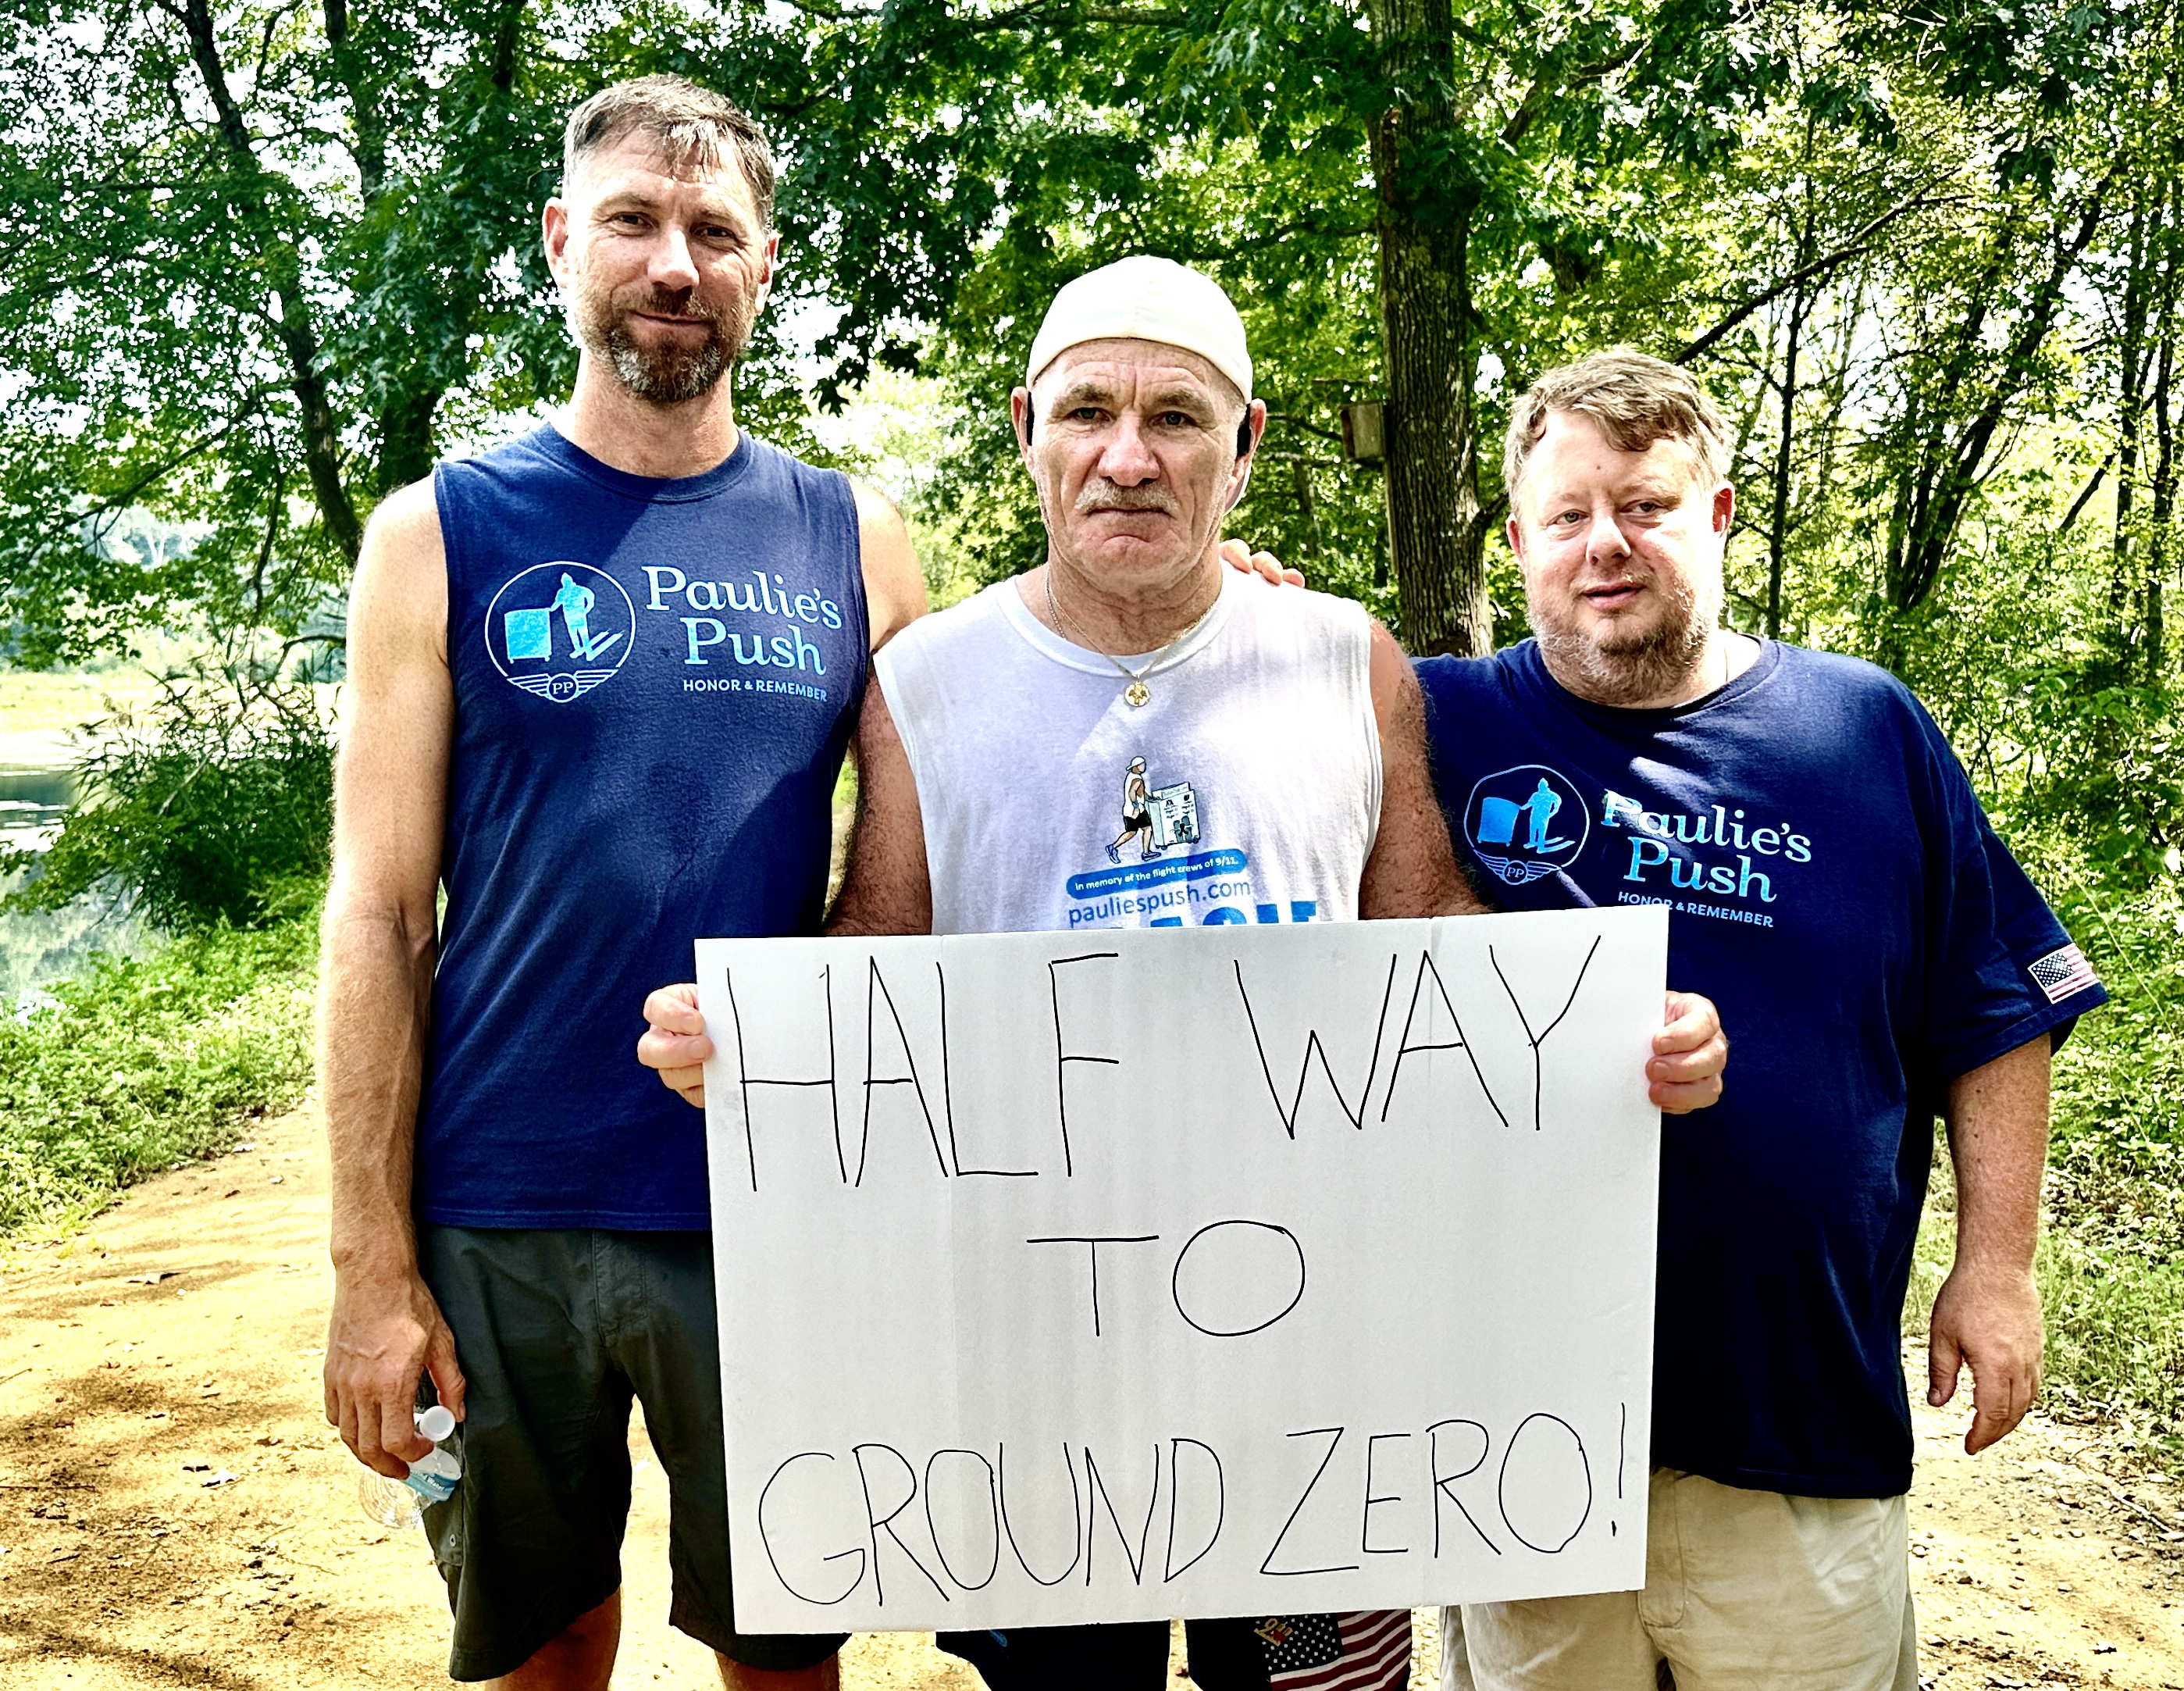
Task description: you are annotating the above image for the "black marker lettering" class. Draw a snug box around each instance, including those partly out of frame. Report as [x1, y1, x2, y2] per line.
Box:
[1083, 1444, 1161, 1586]
[1049, 953, 1120, 1177]
[724, 965, 843, 1191]
[1163, 1438, 1225, 1582]
[1260, 1425, 1360, 1576]
[1025, 1235, 1160, 1337]
[1232, 956, 1397, 1137]
[1361, 1432, 1412, 1555]
[923, 1448, 1002, 1591]
[1381, 952, 1509, 1127]
[757, 1451, 865, 1604]
[999, 1441, 1083, 1586]
[851, 1442, 949, 1604]
[1497, 1413, 1594, 1554]
[1487, 936, 1603, 1131]
[1170, 1219, 1306, 1337]
[937, 962, 1035, 1177]
[857, 959, 949, 1185]
[1426, 1418, 1499, 1557]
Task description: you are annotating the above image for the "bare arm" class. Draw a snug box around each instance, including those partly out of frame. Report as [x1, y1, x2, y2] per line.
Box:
[1357, 619, 1483, 922]
[1929, 1033, 2051, 1454]
[317, 476, 465, 1479]
[854, 479, 928, 650]
[637, 675, 936, 1106]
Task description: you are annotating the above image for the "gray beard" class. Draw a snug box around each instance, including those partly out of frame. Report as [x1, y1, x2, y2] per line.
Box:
[1529, 573, 1716, 708]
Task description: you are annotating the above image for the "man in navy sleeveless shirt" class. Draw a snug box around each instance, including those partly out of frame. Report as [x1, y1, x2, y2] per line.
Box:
[317, 77, 924, 1688]
[1415, 353, 2105, 1691]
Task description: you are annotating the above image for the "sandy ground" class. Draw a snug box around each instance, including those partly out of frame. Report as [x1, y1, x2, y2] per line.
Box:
[0, 1103, 2175, 1689]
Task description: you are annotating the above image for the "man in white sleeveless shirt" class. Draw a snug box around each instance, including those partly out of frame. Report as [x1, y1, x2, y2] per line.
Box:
[639, 257, 1728, 1689]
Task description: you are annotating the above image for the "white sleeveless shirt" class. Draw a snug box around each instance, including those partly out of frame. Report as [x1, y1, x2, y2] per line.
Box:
[874, 567, 1381, 936]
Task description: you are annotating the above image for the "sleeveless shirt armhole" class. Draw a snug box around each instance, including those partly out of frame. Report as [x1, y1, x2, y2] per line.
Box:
[429, 463, 467, 657]
[831, 466, 875, 663]
[1353, 601, 1384, 844]
[870, 637, 935, 824]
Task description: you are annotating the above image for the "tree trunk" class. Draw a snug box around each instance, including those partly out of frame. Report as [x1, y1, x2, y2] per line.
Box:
[177, 0, 362, 569]
[1767, 273, 1808, 641]
[2147, 186, 2178, 683]
[1366, 0, 1491, 657]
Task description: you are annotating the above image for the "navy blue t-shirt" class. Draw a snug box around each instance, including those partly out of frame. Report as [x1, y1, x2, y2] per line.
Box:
[419, 425, 868, 1229]
[1415, 639, 2105, 1498]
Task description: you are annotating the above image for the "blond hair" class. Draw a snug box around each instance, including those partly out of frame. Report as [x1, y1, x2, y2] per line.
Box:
[563, 75, 775, 230]
[1503, 350, 1729, 508]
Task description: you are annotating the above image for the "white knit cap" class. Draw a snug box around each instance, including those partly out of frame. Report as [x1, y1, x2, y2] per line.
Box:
[1024, 256, 1252, 401]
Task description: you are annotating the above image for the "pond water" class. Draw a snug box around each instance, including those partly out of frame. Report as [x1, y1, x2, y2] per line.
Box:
[0, 736, 145, 1007]
[0, 757, 75, 854]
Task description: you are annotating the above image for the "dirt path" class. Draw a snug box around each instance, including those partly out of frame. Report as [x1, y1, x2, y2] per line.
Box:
[0, 1102, 2173, 1689]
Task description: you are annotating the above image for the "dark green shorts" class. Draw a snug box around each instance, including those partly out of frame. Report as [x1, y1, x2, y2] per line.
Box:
[418, 1225, 848, 1682]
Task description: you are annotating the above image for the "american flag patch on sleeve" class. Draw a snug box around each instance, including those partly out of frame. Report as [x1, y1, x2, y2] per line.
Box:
[2029, 943, 2099, 1004]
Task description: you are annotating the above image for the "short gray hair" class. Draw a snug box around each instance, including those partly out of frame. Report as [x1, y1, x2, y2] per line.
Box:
[563, 75, 776, 230]
[1504, 350, 1729, 507]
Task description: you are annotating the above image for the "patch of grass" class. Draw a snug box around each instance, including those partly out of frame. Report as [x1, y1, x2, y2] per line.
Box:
[0, 904, 319, 1239]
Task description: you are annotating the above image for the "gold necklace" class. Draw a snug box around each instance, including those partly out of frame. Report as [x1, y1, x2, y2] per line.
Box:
[1043, 571, 1220, 708]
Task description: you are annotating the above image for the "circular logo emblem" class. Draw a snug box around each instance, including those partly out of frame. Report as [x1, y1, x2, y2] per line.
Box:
[1463, 764, 1590, 887]
[483, 562, 635, 704]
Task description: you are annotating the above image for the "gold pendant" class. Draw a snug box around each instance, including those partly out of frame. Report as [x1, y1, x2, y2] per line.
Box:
[1125, 680, 1151, 708]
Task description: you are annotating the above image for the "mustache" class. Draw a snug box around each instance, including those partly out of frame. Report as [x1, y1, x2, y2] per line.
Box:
[1074, 483, 1179, 516]
[621, 287, 720, 323]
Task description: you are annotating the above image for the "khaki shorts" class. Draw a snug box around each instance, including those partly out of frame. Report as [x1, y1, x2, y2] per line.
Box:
[1442, 1467, 1915, 1691]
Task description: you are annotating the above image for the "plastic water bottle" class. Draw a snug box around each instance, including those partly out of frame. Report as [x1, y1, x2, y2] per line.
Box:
[357, 1404, 461, 1530]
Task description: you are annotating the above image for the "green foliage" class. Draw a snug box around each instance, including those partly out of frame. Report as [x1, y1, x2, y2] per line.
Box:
[0, 670, 333, 933]
[0, 911, 318, 1238]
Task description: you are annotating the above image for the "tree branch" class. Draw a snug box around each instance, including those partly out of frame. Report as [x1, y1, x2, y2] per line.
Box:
[1674, 194, 1971, 366]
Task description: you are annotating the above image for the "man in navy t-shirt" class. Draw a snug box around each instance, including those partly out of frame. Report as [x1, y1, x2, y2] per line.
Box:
[1416, 351, 2104, 1691]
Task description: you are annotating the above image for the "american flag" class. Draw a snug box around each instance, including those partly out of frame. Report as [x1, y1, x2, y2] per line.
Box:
[2029, 943, 2099, 1004]
[1257, 1607, 1413, 1691]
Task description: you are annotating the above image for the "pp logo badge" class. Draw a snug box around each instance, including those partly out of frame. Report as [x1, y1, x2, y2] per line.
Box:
[485, 562, 635, 703]
[1463, 764, 1589, 887]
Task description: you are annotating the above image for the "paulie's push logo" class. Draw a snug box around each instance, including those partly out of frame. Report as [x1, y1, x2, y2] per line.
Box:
[486, 562, 635, 702]
[1463, 764, 1589, 886]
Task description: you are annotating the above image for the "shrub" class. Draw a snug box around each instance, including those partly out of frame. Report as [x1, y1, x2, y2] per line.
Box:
[0, 666, 333, 932]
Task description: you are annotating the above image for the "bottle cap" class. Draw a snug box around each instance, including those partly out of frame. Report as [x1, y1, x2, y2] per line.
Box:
[415, 1404, 457, 1443]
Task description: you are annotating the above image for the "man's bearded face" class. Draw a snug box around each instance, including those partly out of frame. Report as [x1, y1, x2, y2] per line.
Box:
[567, 271, 756, 405]
[1512, 411, 1730, 708]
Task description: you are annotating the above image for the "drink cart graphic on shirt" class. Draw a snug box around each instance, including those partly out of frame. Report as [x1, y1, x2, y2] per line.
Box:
[485, 560, 635, 703]
[1463, 763, 1589, 886]
[1107, 756, 1201, 865]
[1147, 781, 1200, 851]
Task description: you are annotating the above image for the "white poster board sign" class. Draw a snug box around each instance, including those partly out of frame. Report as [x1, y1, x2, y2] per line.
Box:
[700, 906, 1664, 1633]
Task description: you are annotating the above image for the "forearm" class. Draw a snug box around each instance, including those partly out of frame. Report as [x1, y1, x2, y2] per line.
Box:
[318, 887, 436, 1277]
[1944, 1035, 2051, 1277]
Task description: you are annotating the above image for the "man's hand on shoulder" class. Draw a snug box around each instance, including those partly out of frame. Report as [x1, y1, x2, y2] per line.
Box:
[639, 981, 711, 1109]
[1219, 537, 1303, 587]
[854, 479, 927, 650]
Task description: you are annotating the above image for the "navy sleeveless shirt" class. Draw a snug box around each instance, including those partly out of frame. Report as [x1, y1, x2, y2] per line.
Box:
[419, 425, 868, 1229]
